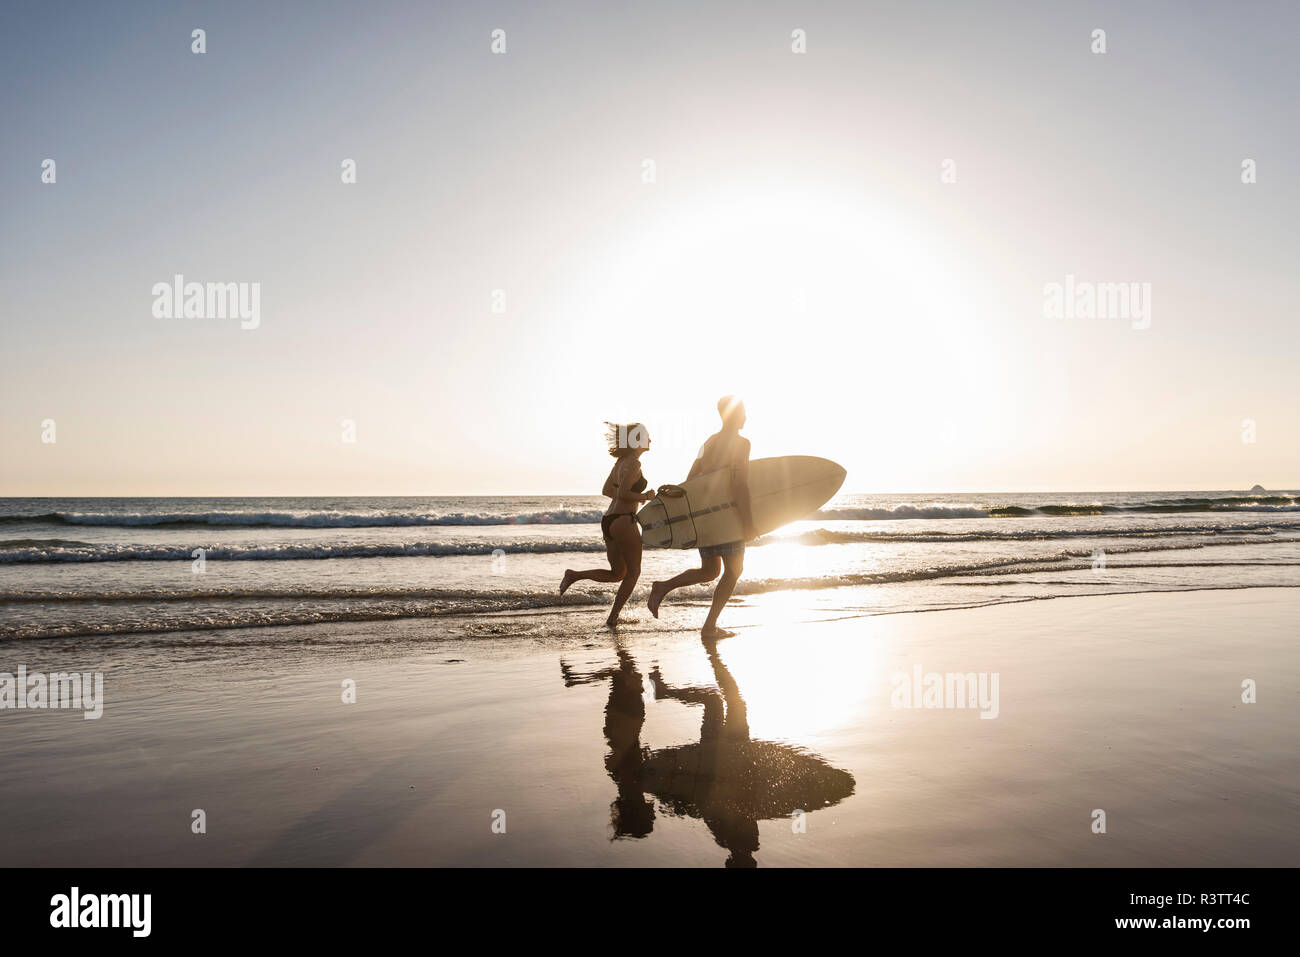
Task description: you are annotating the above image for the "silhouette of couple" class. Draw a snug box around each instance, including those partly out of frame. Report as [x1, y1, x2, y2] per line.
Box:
[559, 637, 855, 867]
[560, 396, 753, 639]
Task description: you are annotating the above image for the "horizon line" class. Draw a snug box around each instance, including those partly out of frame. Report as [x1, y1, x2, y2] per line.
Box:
[0, 486, 1291, 500]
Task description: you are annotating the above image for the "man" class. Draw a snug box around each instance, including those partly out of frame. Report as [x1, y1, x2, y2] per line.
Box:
[647, 395, 754, 639]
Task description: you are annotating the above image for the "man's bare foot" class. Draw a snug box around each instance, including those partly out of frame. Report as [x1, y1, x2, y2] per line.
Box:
[605, 615, 635, 628]
[647, 582, 667, 619]
[700, 626, 736, 640]
[559, 570, 577, 595]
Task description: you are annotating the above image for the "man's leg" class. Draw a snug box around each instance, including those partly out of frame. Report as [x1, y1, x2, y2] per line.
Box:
[647, 556, 721, 618]
[701, 551, 744, 638]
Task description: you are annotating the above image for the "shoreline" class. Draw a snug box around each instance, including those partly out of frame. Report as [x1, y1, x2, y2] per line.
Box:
[6, 578, 1296, 651]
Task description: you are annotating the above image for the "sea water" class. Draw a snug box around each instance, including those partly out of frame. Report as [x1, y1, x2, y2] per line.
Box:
[1, 492, 1298, 644]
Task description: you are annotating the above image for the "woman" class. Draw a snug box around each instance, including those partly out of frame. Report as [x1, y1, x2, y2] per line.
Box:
[560, 422, 655, 627]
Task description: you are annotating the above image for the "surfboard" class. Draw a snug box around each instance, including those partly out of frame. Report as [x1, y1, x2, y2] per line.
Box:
[642, 738, 856, 819]
[637, 455, 846, 549]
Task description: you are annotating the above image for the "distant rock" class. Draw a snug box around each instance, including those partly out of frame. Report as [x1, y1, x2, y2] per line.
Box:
[1249, 484, 1266, 493]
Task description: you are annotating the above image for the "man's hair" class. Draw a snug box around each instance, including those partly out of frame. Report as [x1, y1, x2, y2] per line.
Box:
[717, 395, 744, 422]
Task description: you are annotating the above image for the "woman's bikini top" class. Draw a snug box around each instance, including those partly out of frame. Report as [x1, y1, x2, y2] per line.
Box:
[612, 475, 648, 495]
[606, 475, 648, 531]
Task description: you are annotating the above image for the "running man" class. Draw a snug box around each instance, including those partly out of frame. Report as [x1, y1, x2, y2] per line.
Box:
[647, 396, 754, 638]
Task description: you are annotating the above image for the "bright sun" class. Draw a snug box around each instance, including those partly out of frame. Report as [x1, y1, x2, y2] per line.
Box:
[558, 183, 1003, 488]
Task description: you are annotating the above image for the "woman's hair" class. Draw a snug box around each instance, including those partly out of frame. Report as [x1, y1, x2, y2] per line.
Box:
[605, 421, 650, 458]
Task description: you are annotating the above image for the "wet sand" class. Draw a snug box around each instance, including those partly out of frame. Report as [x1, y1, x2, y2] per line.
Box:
[1, 587, 1296, 867]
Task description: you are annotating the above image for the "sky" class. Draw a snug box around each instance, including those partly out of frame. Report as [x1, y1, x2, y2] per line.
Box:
[2, 0, 1297, 496]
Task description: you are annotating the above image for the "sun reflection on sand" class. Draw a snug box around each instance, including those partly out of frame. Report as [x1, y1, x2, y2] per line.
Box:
[711, 622, 890, 742]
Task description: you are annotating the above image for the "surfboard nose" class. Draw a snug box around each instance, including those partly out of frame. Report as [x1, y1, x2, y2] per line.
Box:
[819, 458, 848, 495]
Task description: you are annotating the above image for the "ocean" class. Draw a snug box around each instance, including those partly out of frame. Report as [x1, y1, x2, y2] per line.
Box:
[3, 491, 1298, 646]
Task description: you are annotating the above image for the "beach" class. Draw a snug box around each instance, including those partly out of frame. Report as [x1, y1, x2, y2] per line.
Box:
[3, 587, 1295, 868]
[5, 0, 1299, 931]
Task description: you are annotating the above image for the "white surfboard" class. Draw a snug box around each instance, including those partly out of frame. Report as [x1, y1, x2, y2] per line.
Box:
[637, 455, 846, 549]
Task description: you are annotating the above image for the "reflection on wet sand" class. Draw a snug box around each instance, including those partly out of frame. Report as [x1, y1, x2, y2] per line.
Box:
[561, 638, 855, 867]
[560, 645, 656, 838]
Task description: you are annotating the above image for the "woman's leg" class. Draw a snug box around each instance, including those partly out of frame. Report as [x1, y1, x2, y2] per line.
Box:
[560, 529, 626, 594]
[647, 555, 722, 618]
[606, 517, 642, 625]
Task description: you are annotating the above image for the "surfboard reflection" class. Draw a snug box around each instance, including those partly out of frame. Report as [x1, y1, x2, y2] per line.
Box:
[560, 639, 855, 867]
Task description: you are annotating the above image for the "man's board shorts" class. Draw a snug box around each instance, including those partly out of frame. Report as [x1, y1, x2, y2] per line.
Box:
[699, 541, 745, 559]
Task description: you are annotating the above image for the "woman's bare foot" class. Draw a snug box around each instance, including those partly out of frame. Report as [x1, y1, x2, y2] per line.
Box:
[647, 582, 667, 618]
[700, 625, 736, 640]
[559, 570, 577, 595]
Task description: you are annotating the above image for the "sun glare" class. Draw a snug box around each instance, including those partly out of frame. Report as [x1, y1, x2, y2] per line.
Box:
[719, 622, 889, 743]
[562, 183, 1003, 485]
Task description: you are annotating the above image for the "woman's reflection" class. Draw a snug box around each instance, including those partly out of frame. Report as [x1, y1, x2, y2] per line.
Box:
[559, 645, 655, 838]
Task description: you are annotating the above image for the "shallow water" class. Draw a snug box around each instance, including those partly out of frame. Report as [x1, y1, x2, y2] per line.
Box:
[2, 491, 1298, 642]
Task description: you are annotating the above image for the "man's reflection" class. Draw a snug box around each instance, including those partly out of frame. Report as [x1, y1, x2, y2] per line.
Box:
[560, 637, 855, 867]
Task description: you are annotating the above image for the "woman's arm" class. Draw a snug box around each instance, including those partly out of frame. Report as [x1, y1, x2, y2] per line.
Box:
[610, 460, 651, 505]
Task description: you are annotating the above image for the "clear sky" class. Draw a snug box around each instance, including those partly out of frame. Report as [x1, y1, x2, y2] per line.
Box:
[2, 0, 1297, 495]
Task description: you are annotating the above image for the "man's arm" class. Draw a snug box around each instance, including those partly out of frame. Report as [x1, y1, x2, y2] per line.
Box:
[732, 438, 754, 540]
[685, 435, 715, 482]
